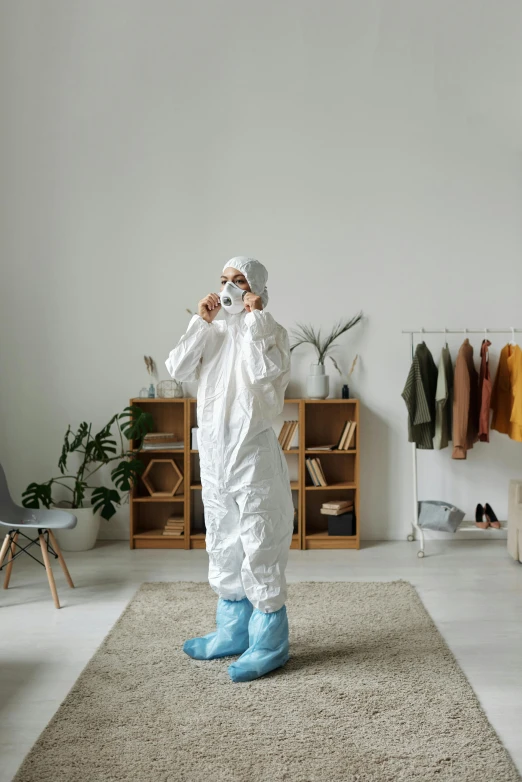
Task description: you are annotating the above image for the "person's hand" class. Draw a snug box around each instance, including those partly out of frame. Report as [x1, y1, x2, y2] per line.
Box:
[198, 293, 221, 323]
[243, 292, 263, 313]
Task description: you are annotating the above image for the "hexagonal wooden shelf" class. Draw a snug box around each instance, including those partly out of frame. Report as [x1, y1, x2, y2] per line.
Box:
[142, 458, 184, 497]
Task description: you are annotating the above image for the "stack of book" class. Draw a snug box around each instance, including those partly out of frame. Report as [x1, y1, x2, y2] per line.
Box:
[320, 499, 356, 536]
[142, 433, 184, 450]
[305, 457, 328, 486]
[320, 499, 354, 516]
[162, 515, 185, 536]
[278, 420, 298, 450]
[311, 420, 357, 451]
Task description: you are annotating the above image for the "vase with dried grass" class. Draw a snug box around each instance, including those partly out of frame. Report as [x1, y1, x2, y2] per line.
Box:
[289, 313, 362, 399]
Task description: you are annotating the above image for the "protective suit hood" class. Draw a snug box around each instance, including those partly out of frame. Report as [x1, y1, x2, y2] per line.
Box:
[222, 257, 269, 310]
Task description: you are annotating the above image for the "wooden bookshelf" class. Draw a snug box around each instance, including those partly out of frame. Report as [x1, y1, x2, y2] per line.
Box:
[301, 399, 360, 549]
[129, 397, 359, 550]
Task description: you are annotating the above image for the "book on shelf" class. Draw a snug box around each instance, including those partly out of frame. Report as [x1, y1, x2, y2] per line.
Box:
[306, 457, 328, 486]
[142, 442, 184, 450]
[312, 458, 327, 486]
[305, 458, 320, 486]
[287, 421, 299, 449]
[321, 504, 354, 516]
[278, 422, 290, 448]
[278, 420, 298, 450]
[344, 421, 357, 449]
[338, 421, 352, 449]
[163, 516, 184, 536]
[336, 420, 357, 450]
[310, 444, 338, 450]
[322, 500, 353, 510]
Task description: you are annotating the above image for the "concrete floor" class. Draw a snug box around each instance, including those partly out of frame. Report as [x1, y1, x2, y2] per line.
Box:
[1, 539, 521, 781]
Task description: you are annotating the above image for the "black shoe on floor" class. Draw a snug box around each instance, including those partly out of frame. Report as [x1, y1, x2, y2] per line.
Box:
[485, 503, 501, 529]
[475, 503, 489, 529]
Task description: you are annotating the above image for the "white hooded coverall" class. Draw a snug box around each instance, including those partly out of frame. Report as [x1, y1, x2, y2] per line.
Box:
[165, 258, 294, 613]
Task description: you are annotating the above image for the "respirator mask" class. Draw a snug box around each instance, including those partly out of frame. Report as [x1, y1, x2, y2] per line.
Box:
[220, 281, 247, 314]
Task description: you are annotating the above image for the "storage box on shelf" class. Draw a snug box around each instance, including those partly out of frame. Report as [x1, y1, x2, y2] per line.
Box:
[129, 397, 360, 550]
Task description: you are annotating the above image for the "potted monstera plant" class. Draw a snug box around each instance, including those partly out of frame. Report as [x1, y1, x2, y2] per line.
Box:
[21, 405, 153, 551]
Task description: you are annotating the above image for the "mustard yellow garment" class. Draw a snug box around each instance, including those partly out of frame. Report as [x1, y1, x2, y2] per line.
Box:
[490, 343, 522, 442]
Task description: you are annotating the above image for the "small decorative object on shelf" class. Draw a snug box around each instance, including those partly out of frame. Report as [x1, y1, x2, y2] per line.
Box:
[139, 387, 149, 398]
[289, 314, 362, 399]
[141, 433, 184, 450]
[157, 379, 183, 398]
[141, 459, 184, 497]
[143, 356, 158, 398]
[341, 354, 359, 400]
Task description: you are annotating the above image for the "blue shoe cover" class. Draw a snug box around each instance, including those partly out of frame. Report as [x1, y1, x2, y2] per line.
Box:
[183, 597, 253, 660]
[228, 605, 290, 682]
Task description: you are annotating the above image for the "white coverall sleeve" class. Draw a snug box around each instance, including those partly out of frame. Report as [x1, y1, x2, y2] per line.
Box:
[165, 314, 212, 382]
[241, 310, 291, 415]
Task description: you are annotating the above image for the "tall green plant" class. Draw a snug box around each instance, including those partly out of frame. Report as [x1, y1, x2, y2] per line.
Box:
[289, 312, 362, 375]
[21, 405, 154, 521]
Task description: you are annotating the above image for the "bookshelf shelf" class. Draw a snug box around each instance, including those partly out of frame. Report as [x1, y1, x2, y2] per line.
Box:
[133, 497, 184, 503]
[305, 449, 356, 455]
[129, 397, 360, 550]
[305, 482, 356, 491]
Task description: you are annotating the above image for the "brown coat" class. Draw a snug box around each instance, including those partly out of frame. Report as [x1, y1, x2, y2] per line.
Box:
[478, 339, 492, 442]
[452, 339, 479, 459]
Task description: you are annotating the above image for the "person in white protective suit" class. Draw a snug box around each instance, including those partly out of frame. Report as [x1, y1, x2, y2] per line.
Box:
[165, 257, 294, 682]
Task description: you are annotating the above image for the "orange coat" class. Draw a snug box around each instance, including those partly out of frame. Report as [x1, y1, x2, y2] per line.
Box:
[490, 344, 522, 442]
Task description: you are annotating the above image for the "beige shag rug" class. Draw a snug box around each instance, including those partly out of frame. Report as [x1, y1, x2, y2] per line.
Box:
[13, 581, 521, 782]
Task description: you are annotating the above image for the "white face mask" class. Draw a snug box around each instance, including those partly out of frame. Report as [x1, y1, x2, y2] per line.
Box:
[220, 280, 247, 314]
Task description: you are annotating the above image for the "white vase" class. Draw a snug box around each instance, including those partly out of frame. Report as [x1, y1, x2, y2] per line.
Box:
[52, 506, 101, 551]
[307, 363, 330, 399]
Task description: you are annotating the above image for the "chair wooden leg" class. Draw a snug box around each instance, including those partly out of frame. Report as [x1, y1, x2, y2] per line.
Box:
[39, 533, 60, 609]
[0, 534, 12, 569]
[48, 530, 74, 588]
[3, 532, 19, 589]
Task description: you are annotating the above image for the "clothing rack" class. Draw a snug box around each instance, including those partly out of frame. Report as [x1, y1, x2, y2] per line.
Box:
[402, 328, 521, 558]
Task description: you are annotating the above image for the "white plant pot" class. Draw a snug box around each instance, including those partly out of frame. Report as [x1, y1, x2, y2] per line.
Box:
[307, 363, 330, 399]
[52, 506, 101, 551]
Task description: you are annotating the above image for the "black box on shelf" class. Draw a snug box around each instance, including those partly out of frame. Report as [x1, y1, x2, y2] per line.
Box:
[328, 512, 356, 536]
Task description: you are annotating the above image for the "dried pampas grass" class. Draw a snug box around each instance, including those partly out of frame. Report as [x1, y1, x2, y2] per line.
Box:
[143, 355, 158, 379]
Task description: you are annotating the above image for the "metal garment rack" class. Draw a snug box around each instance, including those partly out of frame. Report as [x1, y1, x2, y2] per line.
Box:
[402, 327, 522, 558]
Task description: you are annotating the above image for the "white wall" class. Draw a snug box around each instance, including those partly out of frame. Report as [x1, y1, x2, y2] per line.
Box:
[1, 0, 522, 542]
